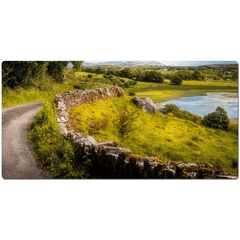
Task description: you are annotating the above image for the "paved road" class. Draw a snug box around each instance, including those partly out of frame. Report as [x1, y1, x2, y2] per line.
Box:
[2, 102, 52, 179]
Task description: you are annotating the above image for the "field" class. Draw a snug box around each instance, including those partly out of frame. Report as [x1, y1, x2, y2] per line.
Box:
[3, 70, 237, 108]
[69, 97, 238, 176]
[2, 71, 111, 108]
[126, 81, 238, 103]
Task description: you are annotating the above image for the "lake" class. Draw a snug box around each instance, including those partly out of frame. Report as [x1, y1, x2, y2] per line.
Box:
[160, 92, 238, 119]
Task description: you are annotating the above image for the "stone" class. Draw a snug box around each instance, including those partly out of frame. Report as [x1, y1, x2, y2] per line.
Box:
[132, 96, 156, 114]
[75, 136, 98, 150]
[163, 169, 176, 179]
[103, 146, 132, 160]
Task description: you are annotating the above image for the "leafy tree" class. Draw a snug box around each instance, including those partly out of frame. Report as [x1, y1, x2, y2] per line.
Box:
[142, 70, 164, 83]
[170, 75, 182, 85]
[202, 107, 230, 130]
[2, 61, 84, 88]
[192, 70, 205, 80]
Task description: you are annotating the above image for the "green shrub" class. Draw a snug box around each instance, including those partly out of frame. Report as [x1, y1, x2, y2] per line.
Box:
[29, 101, 91, 178]
[128, 91, 136, 96]
[202, 107, 230, 130]
[160, 104, 180, 114]
[88, 74, 93, 78]
[123, 82, 130, 88]
[113, 103, 140, 138]
[170, 75, 182, 85]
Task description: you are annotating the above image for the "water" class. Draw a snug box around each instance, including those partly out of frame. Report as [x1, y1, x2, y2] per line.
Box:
[160, 93, 238, 119]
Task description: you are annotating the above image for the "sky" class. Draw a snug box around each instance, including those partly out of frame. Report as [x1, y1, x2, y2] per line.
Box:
[83, 60, 238, 66]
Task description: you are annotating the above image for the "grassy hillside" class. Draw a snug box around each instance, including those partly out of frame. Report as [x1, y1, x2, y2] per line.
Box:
[2, 71, 112, 108]
[2, 70, 237, 108]
[69, 97, 238, 176]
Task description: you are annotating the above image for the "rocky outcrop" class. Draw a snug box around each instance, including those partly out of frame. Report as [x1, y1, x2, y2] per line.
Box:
[132, 96, 156, 114]
[55, 87, 237, 179]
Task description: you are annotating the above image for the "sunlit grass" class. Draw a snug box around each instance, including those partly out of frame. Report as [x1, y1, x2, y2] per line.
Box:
[69, 97, 238, 175]
[125, 80, 238, 103]
[2, 83, 74, 108]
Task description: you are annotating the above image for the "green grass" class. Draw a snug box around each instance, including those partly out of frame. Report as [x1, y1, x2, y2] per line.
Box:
[29, 101, 91, 179]
[126, 80, 238, 103]
[2, 83, 74, 108]
[2, 80, 111, 109]
[69, 97, 238, 176]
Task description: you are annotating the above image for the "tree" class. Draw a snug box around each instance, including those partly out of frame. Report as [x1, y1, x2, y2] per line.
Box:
[170, 75, 182, 85]
[113, 104, 140, 138]
[2, 61, 84, 88]
[202, 107, 230, 130]
[192, 70, 205, 80]
[142, 70, 164, 83]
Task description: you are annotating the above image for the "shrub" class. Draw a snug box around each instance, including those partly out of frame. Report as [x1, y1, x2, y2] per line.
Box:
[170, 75, 182, 85]
[29, 101, 91, 178]
[113, 103, 140, 138]
[88, 74, 93, 78]
[160, 104, 180, 114]
[202, 107, 230, 130]
[123, 82, 130, 88]
[128, 91, 136, 96]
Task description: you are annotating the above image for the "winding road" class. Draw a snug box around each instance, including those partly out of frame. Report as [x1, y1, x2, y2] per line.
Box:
[2, 102, 52, 179]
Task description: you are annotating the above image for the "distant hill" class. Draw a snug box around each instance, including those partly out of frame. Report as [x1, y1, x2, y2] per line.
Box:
[83, 61, 165, 66]
[161, 61, 238, 66]
[83, 61, 238, 67]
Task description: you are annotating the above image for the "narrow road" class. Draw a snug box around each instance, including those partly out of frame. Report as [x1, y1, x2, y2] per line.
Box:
[2, 102, 52, 179]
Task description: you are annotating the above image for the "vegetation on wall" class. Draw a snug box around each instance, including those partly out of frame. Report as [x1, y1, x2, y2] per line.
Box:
[29, 101, 91, 179]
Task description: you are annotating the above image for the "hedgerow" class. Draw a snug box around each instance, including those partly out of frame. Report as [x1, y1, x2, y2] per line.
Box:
[29, 101, 91, 179]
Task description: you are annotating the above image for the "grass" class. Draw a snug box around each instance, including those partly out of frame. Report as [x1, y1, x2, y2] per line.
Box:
[2, 77, 111, 109]
[2, 83, 74, 108]
[29, 101, 91, 179]
[126, 80, 238, 103]
[69, 96, 238, 176]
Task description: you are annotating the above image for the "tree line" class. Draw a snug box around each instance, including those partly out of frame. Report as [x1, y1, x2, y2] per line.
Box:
[82, 66, 165, 83]
[2, 61, 83, 89]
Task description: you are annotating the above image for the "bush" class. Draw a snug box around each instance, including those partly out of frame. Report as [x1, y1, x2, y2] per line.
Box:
[29, 101, 91, 178]
[142, 70, 164, 83]
[123, 82, 130, 88]
[160, 104, 180, 114]
[113, 103, 140, 138]
[128, 91, 136, 96]
[202, 107, 230, 130]
[88, 74, 93, 78]
[170, 75, 182, 85]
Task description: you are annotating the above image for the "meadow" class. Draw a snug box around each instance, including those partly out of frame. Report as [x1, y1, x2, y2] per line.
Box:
[126, 81, 238, 103]
[3, 70, 237, 108]
[69, 97, 238, 176]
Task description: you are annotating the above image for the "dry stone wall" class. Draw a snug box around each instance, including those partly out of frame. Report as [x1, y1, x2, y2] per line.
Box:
[55, 87, 237, 179]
